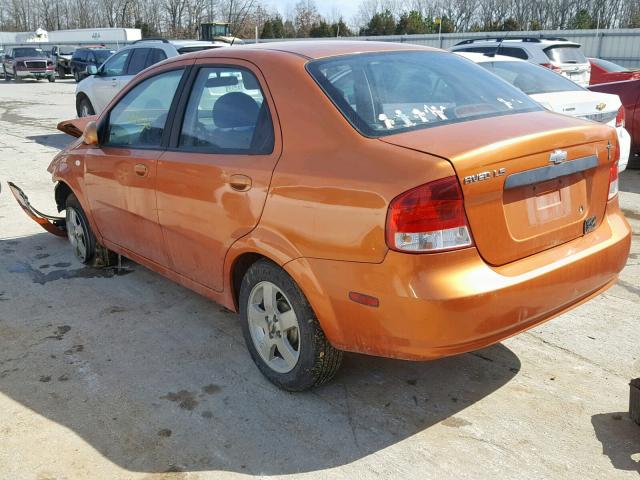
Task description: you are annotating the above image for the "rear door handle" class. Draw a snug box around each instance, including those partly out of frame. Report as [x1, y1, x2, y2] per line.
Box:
[228, 174, 252, 192]
[134, 163, 148, 177]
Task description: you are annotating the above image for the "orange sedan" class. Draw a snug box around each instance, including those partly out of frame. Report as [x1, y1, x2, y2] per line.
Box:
[11, 41, 631, 391]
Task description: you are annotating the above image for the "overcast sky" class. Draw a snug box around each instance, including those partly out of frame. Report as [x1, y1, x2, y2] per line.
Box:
[265, 0, 361, 22]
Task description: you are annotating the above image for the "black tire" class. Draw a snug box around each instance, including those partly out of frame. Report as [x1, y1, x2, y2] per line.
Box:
[77, 96, 95, 117]
[65, 194, 96, 265]
[74, 70, 80, 83]
[3, 71, 9, 81]
[239, 259, 343, 391]
[48, 75, 55, 83]
[57, 67, 66, 79]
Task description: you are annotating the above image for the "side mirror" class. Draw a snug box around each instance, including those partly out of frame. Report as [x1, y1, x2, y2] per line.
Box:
[82, 121, 98, 145]
[86, 65, 98, 76]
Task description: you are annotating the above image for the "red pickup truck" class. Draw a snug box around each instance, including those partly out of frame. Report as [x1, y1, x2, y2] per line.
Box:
[590, 78, 640, 168]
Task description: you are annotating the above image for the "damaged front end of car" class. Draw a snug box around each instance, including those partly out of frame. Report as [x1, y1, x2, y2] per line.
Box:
[7, 182, 67, 236]
[6, 116, 96, 238]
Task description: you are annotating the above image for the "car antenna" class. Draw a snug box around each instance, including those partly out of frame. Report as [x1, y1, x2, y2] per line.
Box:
[486, 35, 506, 58]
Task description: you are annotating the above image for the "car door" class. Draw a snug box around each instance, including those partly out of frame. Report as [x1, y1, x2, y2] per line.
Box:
[92, 49, 132, 112]
[156, 60, 281, 291]
[83, 67, 187, 266]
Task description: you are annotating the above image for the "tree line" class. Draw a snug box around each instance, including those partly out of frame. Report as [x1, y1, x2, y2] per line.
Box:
[0, 0, 638, 40]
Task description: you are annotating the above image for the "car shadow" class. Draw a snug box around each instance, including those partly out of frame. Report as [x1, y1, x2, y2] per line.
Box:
[591, 412, 640, 473]
[26, 133, 74, 150]
[0, 233, 521, 475]
[620, 168, 640, 195]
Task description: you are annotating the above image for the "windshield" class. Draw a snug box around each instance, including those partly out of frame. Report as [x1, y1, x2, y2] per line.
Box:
[479, 60, 583, 95]
[92, 50, 114, 63]
[544, 45, 587, 64]
[591, 58, 629, 73]
[307, 51, 540, 137]
[14, 48, 47, 58]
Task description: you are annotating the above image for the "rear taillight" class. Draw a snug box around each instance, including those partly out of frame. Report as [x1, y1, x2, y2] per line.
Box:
[541, 63, 562, 74]
[608, 142, 619, 200]
[386, 176, 473, 253]
[615, 106, 625, 128]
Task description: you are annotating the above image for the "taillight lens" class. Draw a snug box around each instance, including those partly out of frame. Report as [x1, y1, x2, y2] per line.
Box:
[541, 63, 562, 74]
[386, 176, 473, 253]
[615, 106, 625, 128]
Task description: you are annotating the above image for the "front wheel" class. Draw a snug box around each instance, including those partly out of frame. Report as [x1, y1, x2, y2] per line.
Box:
[239, 259, 343, 391]
[65, 194, 96, 264]
[77, 96, 95, 117]
[73, 70, 80, 83]
[48, 75, 55, 83]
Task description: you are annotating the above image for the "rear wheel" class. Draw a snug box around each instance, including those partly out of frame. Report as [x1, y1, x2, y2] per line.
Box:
[57, 67, 66, 79]
[73, 70, 80, 83]
[239, 259, 343, 391]
[65, 194, 96, 265]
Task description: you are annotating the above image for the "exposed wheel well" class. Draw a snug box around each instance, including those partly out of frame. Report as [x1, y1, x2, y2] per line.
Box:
[54, 181, 72, 212]
[231, 253, 269, 310]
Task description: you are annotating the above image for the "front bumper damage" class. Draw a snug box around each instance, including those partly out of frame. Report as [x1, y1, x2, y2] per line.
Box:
[7, 182, 66, 236]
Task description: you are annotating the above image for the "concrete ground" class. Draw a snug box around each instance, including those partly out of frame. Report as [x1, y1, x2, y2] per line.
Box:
[0, 79, 638, 480]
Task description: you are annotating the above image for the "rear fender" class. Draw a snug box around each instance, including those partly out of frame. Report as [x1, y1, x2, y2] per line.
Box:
[6, 182, 66, 237]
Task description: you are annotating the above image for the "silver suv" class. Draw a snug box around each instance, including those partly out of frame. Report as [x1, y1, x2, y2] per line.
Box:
[450, 36, 590, 87]
[75, 39, 227, 117]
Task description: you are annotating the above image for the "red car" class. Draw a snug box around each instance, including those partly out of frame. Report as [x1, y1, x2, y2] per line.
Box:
[589, 58, 640, 85]
[590, 78, 640, 168]
[2, 46, 55, 82]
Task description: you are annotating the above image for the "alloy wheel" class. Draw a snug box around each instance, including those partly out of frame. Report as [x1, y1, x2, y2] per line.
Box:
[66, 207, 88, 262]
[247, 281, 301, 374]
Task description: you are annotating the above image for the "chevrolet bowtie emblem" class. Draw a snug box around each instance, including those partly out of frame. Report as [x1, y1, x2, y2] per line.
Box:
[596, 102, 606, 111]
[549, 149, 568, 165]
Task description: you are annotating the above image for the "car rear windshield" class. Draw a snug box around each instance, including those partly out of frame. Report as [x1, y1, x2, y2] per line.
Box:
[14, 48, 46, 58]
[544, 45, 587, 64]
[307, 51, 540, 137]
[479, 60, 583, 95]
[93, 50, 114, 63]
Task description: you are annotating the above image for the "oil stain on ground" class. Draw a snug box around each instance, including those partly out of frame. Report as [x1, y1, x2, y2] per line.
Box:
[161, 390, 199, 411]
[8, 261, 133, 285]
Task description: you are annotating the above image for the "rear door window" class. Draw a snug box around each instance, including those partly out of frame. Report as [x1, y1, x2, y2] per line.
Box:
[126, 48, 150, 75]
[179, 66, 274, 153]
[497, 47, 528, 60]
[544, 46, 587, 64]
[146, 49, 167, 68]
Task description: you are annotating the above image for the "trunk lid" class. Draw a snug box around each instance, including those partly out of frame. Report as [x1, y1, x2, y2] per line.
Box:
[530, 91, 620, 125]
[380, 111, 615, 265]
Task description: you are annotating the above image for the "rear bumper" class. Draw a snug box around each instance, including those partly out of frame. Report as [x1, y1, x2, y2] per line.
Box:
[286, 203, 631, 360]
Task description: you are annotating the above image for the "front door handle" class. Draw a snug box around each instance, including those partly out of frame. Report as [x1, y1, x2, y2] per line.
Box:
[228, 174, 252, 192]
[134, 163, 148, 177]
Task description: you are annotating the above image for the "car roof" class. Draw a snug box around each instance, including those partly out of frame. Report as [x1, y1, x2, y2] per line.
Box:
[454, 38, 580, 48]
[455, 51, 524, 63]
[188, 40, 438, 60]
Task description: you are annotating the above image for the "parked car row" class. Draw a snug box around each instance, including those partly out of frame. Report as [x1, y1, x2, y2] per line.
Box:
[456, 52, 631, 171]
[8, 41, 631, 390]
